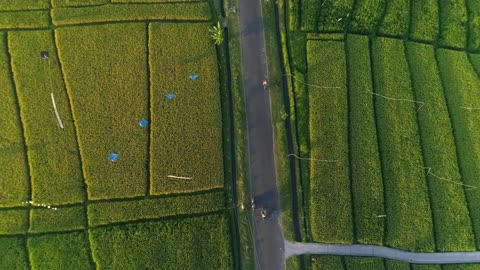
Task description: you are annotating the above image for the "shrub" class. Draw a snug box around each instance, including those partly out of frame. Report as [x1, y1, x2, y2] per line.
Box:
[55, 23, 148, 200]
[438, 50, 480, 249]
[405, 42, 475, 251]
[0, 10, 49, 29]
[377, 0, 409, 37]
[346, 35, 384, 245]
[52, 3, 212, 25]
[409, 0, 439, 42]
[28, 231, 94, 270]
[0, 32, 29, 207]
[307, 40, 353, 244]
[371, 37, 434, 252]
[0, 209, 28, 234]
[0, 237, 28, 269]
[8, 30, 85, 205]
[317, 0, 354, 32]
[0, 0, 48, 10]
[90, 214, 233, 269]
[88, 190, 225, 226]
[149, 23, 224, 195]
[438, 0, 468, 49]
[348, 0, 385, 34]
[30, 206, 86, 233]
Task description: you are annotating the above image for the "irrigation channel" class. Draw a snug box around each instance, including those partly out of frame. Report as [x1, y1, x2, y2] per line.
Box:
[238, 0, 285, 268]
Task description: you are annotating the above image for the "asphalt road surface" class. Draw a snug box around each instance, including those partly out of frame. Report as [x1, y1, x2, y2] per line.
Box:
[238, 0, 285, 269]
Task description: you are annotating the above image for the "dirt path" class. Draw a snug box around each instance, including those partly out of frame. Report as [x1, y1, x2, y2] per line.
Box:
[285, 241, 480, 264]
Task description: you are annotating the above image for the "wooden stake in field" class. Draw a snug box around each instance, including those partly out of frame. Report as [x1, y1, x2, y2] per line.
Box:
[51, 92, 64, 128]
[167, 175, 192, 180]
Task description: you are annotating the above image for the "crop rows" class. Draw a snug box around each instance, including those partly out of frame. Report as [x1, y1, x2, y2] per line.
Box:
[371, 37, 434, 252]
[149, 22, 224, 195]
[405, 42, 475, 251]
[56, 23, 149, 200]
[51, 0, 108, 7]
[437, 49, 480, 249]
[346, 35, 384, 245]
[348, 0, 385, 34]
[0, 237, 28, 269]
[438, 0, 468, 49]
[317, 0, 354, 32]
[0, 32, 30, 207]
[0, 10, 49, 30]
[9, 30, 86, 205]
[409, 0, 438, 42]
[0, 0, 49, 10]
[0, 209, 28, 235]
[466, 0, 480, 52]
[87, 190, 225, 226]
[307, 40, 353, 244]
[51, 3, 212, 26]
[377, 0, 409, 37]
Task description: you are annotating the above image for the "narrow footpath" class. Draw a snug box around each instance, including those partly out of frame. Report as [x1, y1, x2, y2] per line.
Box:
[285, 241, 480, 264]
[238, 0, 285, 269]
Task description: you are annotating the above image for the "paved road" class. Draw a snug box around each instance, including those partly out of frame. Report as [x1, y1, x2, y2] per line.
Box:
[238, 0, 285, 269]
[285, 241, 480, 264]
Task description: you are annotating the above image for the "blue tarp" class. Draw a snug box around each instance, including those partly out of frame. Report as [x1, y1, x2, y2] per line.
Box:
[166, 93, 176, 100]
[189, 74, 199, 80]
[139, 118, 149, 128]
[109, 153, 119, 162]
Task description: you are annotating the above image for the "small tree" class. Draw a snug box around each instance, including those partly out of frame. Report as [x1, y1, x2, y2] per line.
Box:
[209, 21, 223, 45]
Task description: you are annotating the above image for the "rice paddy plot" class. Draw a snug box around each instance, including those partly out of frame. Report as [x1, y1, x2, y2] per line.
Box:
[0, 236, 28, 270]
[0, 32, 30, 207]
[149, 22, 224, 195]
[56, 23, 148, 200]
[0, 209, 28, 235]
[0, 10, 49, 30]
[30, 206, 86, 233]
[9, 30, 85, 205]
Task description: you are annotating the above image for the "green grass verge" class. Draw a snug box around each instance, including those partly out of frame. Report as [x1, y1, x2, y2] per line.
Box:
[149, 22, 224, 195]
[52, 3, 212, 25]
[409, 0, 439, 43]
[56, 23, 148, 200]
[9, 30, 85, 205]
[0, 32, 30, 207]
[0, 209, 28, 235]
[443, 264, 480, 270]
[0, 0, 48, 10]
[406, 42, 475, 251]
[0, 236, 28, 269]
[317, 0, 354, 32]
[412, 265, 442, 270]
[88, 191, 224, 226]
[437, 50, 480, 249]
[28, 231, 94, 270]
[346, 34, 384, 246]
[30, 206, 86, 233]
[438, 0, 468, 49]
[377, 0, 409, 37]
[371, 37, 434, 252]
[344, 256, 384, 270]
[466, 0, 480, 52]
[52, 0, 108, 7]
[385, 259, 410, 270]
[311, 255, 344, 270]
[0, 10, 49, 29]
[348, 0, 385, 34]
[307, 40, 353, 244]
[90, 214, 232, 269]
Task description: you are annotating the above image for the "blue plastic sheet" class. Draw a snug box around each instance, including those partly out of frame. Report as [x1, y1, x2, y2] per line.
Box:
[109, 153, 119, 162]
[189, 74, 199, 80]
[139, 118, 149, 128]
[166, 93, 176, 100]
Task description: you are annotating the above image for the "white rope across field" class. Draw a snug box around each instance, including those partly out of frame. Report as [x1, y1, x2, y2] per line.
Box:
[288, 153, 338, 163]
[283, 73, 341, 89]
[460, 106, 480, 111]
[367, 90, 425, 112]
[167, 175, 193, 180]
[51, 92, 64, 128]
[423, 167, 478, 191]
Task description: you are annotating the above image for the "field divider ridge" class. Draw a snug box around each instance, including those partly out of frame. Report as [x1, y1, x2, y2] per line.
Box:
[4, 32, 33, 270]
